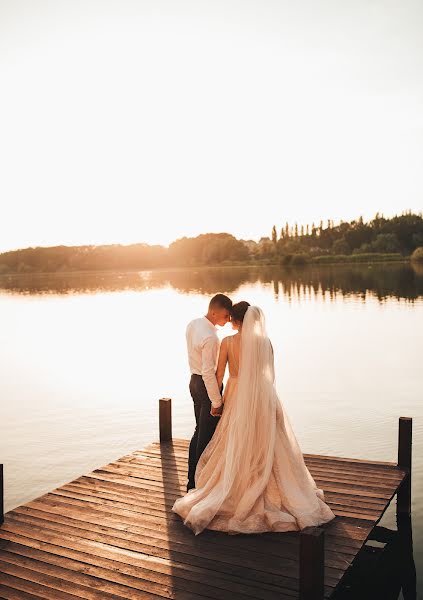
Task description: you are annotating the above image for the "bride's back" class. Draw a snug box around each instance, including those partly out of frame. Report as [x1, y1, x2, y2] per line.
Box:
[227, 333, 241, 378]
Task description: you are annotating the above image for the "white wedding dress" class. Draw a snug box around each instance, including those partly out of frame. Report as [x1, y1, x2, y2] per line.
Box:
[172, 305, 336, 535]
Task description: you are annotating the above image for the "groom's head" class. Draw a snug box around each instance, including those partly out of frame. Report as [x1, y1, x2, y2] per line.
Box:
[207, 294, 232, 327]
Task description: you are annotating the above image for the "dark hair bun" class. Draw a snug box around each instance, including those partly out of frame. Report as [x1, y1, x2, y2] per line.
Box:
[230, 301, 250, 323]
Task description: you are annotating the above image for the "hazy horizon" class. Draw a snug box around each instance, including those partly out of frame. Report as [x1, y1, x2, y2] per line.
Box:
[1, 0, 422, 254]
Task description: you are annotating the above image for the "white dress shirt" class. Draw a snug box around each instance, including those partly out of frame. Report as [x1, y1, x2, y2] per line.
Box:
[186, 316, 223, 408]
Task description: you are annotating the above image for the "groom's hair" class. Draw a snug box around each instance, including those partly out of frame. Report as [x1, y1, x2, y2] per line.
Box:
[209, 294, 232, 311]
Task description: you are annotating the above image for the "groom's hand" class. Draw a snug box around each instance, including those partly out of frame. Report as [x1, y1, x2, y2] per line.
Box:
[211, 404, 223, 417]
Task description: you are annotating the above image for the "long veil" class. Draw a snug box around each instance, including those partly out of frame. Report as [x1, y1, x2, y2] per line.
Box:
[221, 305, 278, 516]
[172, 305, 335, 534]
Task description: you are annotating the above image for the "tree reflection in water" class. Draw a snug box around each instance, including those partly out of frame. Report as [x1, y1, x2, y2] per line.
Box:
[0, 263, 422, 303]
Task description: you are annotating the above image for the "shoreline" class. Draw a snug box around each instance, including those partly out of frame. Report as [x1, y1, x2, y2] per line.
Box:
[0, 256, 414, 278]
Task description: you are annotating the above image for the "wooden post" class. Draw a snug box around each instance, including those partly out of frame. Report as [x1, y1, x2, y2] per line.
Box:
[396, 511, 417, 597]
[299, 526, 325, 600]
[159, 398, 172, 443]
[0, 464, 4, 525]
[397, 416, 412, 515]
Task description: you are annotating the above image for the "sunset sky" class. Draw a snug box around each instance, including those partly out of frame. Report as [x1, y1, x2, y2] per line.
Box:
[1, 0, 422, 253]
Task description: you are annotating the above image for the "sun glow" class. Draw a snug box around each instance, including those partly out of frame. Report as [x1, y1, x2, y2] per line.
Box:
[1, 0, 422, 253]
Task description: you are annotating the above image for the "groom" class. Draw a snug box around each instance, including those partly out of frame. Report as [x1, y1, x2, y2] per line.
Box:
[186, 293, 232, 491]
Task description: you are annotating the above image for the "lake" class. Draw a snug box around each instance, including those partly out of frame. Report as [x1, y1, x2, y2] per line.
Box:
[1, 262, 422, 596]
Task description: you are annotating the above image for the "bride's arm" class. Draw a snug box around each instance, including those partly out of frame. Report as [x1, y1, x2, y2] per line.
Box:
[216, 336, 229, 392]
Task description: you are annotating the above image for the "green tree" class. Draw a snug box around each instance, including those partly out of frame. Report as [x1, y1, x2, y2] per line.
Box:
[332, 237, 351, 255]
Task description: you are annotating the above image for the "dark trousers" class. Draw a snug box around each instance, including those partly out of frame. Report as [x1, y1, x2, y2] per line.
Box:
[187, 374, 222, 491]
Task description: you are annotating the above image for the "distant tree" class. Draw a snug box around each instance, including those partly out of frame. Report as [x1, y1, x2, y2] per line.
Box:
[332, 237, 351, 255]
[412, 232, 423, 247]
[370, 233, 401, 253]
[258, 237, 274, 258]
[271, 225, 277, 245]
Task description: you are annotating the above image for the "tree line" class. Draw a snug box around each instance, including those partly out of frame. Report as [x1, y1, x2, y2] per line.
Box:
[0, 211, 422, 274]
[266, 210, 423, 258]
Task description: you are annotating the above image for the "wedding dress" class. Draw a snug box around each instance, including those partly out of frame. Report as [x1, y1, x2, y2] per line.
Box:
[172, 305, 336, 535]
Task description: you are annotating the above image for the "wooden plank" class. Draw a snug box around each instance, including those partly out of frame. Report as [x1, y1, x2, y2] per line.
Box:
[71, 474, 386, 519]
[60, 480, 386, 526]
[0, 436, 409, 600]
[7, 503, 352, 574]
[0, 582, 43, 600]
[139, 446, 407, 481]
[124, 456, 406, 490]
[0, 569, 83, 599]
[14, 503, 362, 560]
[1, 510, 338, 592]
[0, 539, 273, 600]
[0, 514, 344, 589]
[0, 545, 253, 600]
[95, 461, 398, 497]
[48, 486, 384, 523]
[91, 465, 395, 505]
[152, 439, 399, 465]
[0, 526, 311, 599]
[119, 454, 405, 487]
[44, 490, 379, 522]
[0, 557, 128, 599]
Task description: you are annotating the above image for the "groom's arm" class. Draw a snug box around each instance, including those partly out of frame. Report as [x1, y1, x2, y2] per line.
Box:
[201, 335, 223, 409]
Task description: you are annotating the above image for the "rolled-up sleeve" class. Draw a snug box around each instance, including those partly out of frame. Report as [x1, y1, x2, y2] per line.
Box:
[201, 335, 222, 408]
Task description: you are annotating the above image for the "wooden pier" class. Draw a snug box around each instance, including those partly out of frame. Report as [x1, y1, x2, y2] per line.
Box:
[0, 400, 412, 599]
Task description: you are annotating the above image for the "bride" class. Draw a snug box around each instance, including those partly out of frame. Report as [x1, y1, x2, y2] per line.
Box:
[172, 301, 336, 535]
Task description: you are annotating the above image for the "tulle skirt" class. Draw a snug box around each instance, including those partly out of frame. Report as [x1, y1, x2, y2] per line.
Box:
[172, 376, 336, 535]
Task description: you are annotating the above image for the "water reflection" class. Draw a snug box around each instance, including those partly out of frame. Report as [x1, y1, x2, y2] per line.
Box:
[0, 262, 422, 302]
[0, 261, 421, 595]
[333, 512, 417, 599]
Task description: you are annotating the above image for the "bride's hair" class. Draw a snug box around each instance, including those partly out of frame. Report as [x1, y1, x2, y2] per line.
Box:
[230, 301, 250, 323]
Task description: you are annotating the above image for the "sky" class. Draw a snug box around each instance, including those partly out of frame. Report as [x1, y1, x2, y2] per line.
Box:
[0, 0, 422, 253]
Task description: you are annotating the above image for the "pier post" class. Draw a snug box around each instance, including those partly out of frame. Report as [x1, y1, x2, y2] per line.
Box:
[0, 464, 3, 525]
[397, 417, 412, 515]
[299, 526, 325, 600]
[159, 398, 172, 443]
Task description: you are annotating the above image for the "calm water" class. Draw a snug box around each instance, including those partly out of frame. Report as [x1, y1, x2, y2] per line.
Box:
[1, 262, 422, 596]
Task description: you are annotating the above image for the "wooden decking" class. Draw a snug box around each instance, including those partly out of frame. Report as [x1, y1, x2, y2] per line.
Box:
[0, 407, 412, 600]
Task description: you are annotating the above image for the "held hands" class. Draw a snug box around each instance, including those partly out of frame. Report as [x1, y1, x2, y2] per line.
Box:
[211, 381, 225, 416]
[210, 403, 223, 417]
